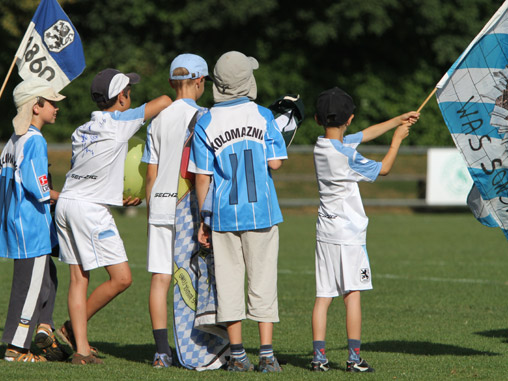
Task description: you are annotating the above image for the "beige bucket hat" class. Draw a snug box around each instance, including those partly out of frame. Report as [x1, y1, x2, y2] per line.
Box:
[12, 78, 65, 135]
[212, 51, 259, 103]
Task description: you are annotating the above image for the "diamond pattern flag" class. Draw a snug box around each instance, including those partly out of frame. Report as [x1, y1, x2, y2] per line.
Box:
[436, 1, 508, 240]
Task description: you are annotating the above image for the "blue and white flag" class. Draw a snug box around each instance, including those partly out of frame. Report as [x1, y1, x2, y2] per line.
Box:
[14, 0, 85, 91]
[436, 1, 508, 240]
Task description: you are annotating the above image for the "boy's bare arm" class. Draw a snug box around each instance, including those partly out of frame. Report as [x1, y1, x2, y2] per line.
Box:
[145, 164, 158, 215]
[379, 123, 411, 176]
[144, 95, 172, 121]
[268, 159, 283, 170]
[362, 111, 419, 143]
[195, 173, 212, 212]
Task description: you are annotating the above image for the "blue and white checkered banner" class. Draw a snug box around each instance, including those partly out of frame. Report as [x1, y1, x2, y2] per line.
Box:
[173, 176, 228, 370]
[14, 0, 85, 91]
[436, 1, 508, 240]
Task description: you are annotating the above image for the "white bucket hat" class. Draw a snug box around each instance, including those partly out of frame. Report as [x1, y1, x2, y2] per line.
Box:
[212, 51, 259, 103]
[12, 78, 65, 135]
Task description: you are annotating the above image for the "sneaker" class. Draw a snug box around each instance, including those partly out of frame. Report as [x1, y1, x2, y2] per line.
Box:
[4, 348, 47, 362]
[34, 326, 71, 362]
[346, 358, 375, 373]
[227, 356, 254, 372]
[258, 356, 282, 373]
[152, 352, 172, 368]
[310, 359, 330, 371]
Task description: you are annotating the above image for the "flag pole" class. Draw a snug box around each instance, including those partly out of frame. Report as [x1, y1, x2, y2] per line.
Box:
[0, 56, 17, 101]
[417, 88, 437, 113]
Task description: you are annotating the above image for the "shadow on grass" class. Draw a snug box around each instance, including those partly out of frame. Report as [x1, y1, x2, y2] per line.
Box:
[475, 329, 508, 343]
[90, 342, 156, 364]
[362, 340, 499, 356]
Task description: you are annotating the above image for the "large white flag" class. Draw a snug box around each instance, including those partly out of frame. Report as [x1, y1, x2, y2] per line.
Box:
[14, 0, 85, 91]
[436, 1, 508, 241]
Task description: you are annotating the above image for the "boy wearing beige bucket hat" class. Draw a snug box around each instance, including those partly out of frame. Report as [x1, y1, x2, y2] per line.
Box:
[1, 78, 69, 362]
[190, 51, 287, 372]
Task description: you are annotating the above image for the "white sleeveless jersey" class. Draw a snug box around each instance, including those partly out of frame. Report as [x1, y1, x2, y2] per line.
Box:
[142, 99, 204, 224]
[314, 133, 382, 245]
[59, 105, 146, 206]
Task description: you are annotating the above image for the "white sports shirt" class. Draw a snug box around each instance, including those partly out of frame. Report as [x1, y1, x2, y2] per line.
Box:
[142, 99, 204, 225]
[59, 105, 146, 206]
[314, 133, 382, 245]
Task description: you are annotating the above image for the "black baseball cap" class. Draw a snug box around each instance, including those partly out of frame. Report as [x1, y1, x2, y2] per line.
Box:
[90, 68, 140, 103]
[315, 87, 356, 127]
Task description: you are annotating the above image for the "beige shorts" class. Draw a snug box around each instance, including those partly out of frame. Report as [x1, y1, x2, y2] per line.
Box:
[147, 224, 175, 274]
[212, 226, 279, 323]
[56, 198, 127, 271]
[315, 241, 372, 297]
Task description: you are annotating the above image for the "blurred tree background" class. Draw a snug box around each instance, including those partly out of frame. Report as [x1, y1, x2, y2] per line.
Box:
[0, 0, 501, 145]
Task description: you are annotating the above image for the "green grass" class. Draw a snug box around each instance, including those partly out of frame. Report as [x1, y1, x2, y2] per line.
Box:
[1, 209, 507, 380]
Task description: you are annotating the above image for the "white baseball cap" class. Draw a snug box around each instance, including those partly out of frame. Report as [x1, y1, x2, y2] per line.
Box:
[12, 78, 65, 136]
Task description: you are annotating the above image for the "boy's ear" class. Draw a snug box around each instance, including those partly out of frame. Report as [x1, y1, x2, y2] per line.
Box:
[314, 114, 322, 126]
[346, 114, 354, 127]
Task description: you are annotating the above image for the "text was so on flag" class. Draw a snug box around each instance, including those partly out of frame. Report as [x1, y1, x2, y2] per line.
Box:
[436, 1, 508, 240]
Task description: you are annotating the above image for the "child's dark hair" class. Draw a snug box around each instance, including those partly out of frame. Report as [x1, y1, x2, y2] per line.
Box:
[96, 85, 131, 110]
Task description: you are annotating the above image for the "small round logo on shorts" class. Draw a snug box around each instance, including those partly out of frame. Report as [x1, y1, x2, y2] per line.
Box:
[360, 268, 370, 283]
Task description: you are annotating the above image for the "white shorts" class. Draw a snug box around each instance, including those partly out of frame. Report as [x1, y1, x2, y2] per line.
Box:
[315, 241, 372, 297]
[55, 198, 127, 271]
[147, 224, 175, 274]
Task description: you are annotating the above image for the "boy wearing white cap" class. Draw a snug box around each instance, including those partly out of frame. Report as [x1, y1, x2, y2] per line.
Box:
[54, 69, 171, 365]
[189, 51, 287, 372]
[141, 53, 208, 368]
[1, 78, 69, 362]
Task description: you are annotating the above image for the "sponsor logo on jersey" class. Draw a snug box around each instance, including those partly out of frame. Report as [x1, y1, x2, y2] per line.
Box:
[44, 20, 75, 53]
[38, 175, 50, 193]
[210, 126, 264, 152]
[360, 268, 370, 282]
[155, 192, 178, 198]
[70, 173, 98, 180]
[318, 212, 338, 219]
[0, 153, 17, 170]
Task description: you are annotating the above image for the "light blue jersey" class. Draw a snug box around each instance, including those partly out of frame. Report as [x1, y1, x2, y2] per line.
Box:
[190, 97, 287, 232]
[0, 127, 57, 259]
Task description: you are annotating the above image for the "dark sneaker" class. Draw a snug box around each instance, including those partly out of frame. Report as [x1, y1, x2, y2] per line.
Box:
[34, 327, 71, 361]
[310, 359, 330, 371]
[259, 356, 282, 373]
[4, 348, 47, 362]
[346, 358, 375, 373]
[152, 352, 172, 368]
[227, 356, 254, 372]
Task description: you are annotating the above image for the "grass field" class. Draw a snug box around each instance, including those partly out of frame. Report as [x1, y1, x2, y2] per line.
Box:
[0, 208, 507, 380]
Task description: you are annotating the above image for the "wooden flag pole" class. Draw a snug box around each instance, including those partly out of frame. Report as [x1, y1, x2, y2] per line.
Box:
[0, 56, 17, 101]
[417, 88, 437, 113]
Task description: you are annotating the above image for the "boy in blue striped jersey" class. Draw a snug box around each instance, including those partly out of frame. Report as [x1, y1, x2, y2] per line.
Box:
[0, 78, 69, 362]
[189, 51, 287, 372]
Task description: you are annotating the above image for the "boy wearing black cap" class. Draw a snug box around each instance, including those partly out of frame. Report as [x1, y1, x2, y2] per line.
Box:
[311, 87, 419, 373]
[54, 69, 171, 365]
